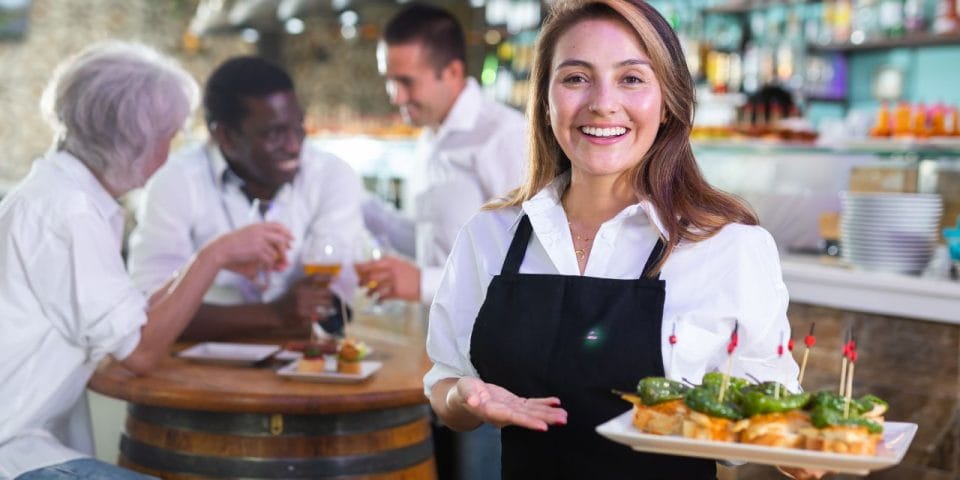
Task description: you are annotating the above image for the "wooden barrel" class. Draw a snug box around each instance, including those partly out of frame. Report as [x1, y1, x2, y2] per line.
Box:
[118, 403, 436, 479]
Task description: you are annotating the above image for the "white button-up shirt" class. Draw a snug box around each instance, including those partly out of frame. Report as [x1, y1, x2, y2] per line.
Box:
[424, 175, 800, 398]
[363, 78, 528, 304]
[128, 142, 365, 303]
[0, 151, 147, 478]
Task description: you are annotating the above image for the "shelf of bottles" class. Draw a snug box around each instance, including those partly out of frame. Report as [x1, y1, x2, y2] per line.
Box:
[649, 0, 960, 102]
[479, 0, 540, 110]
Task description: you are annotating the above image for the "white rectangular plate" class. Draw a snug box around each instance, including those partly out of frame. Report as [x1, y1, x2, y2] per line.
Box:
[277, 360, 382, 383]
[596, 410, 917, 475]
[177, 342, 280, 366]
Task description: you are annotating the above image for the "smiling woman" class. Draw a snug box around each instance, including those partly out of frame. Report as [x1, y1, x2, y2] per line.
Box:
[421, 1, 806, 479]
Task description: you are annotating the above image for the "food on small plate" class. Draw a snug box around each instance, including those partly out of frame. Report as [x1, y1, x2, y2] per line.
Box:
[620, 377, 690, 435]
[296, 340, 339, 373]
[801, 392, 887, 455]
[337, 338, 370, 374]
[734, 382, 812, 448]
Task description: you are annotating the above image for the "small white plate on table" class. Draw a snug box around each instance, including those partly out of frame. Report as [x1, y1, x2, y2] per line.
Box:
[277, 360, 382, 384]
[596, 410, 917, 475]
[177, 342, 280, 366]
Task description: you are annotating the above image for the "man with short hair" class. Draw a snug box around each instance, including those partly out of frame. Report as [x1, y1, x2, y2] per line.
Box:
[129, 56, 364, 340]
[359, 3, 527, 309]
[356, 4, 527, 480]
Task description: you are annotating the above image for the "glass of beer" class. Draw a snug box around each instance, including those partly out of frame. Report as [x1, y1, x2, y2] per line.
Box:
[302, 232, 342, 317]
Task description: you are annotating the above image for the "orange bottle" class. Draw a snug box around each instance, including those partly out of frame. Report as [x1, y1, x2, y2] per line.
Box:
[871, 101, 891, 137]
[931, 103, 947, 136]
[913, 103, 931, 138]
[950, 106, 960, 136]
[892, 101, 913, 137]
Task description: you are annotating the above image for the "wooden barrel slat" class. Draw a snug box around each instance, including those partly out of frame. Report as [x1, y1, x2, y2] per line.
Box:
[119, 454, 438, 480]
[120, 434, 434, 478]
[124, 414, 431, 457]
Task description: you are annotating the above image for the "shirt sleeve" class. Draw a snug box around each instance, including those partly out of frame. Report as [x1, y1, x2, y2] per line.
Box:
[730, 228, 800, 392]
[361, 192, 416, 258]
[423, 221, 490, 398]
[664, 225, 798, 392]
[127, 162, 197, 295]
[25, 209, 147, 362]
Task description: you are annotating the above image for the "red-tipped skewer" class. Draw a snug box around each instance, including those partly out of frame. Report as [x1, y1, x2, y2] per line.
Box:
[718, 320, 739, 403]
[797, 322, 816, 386]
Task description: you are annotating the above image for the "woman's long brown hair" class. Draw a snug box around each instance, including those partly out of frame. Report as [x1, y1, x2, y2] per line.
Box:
[490, 0, 757, 275]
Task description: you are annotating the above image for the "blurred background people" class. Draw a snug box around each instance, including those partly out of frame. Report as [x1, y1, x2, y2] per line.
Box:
[0, 41, 292, 480]
[358, 2, 528, 305]
[128, 56, 365, 341]
[355, 4, 528, 479]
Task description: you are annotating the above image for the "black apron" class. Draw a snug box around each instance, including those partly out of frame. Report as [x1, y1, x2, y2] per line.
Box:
[470, 215, 716, 479]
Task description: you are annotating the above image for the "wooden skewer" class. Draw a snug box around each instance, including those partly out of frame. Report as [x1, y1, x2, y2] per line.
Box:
[839, 355, 848, 396]
[798, 348, 810, 385]
[719, 355, 733, 403]
[844, 362, 855, 418]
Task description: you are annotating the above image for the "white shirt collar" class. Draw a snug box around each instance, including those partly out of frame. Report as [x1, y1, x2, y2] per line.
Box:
[431, 77, 483, 141]
[518, 172, 671, 240]
[46, 150, 123, 229]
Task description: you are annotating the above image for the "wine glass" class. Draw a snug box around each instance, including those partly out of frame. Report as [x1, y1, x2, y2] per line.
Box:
[302, 232, 343, 318]
[354, 234, 388, 315]
[247, 198, 275, 293]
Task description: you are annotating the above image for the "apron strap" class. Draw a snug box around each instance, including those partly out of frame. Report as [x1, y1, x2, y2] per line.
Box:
[640, 238, 666, 279]
[501, 215, 534, 275]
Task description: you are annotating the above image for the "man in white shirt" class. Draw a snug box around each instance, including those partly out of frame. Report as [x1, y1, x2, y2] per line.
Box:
[129, 56, 365, 340]
[355, 5, 526, 480]
[0, 42, 292, 480]
[358, 2, 528, 306]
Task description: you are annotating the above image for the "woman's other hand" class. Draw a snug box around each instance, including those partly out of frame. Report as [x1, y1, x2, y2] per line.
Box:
[449, 377, 568, 431]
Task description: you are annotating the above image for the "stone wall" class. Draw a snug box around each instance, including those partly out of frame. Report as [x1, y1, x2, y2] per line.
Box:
[723, 303, 960, 480]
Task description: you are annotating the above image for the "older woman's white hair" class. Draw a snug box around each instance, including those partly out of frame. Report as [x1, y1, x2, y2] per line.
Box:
[40, 41, 199, 194]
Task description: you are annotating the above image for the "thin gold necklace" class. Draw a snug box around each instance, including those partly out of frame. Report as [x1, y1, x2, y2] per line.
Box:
[567, 221, 592, 264]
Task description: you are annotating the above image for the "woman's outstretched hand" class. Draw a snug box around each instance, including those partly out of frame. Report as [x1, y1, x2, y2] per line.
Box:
[450, 377, 568, 431]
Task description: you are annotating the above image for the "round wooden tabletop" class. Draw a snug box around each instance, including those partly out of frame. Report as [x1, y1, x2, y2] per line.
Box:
[89, 312, 433, 415]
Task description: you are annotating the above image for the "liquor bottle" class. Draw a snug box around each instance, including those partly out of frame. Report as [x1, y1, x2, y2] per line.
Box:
[933, 0, 960, 34]
[904, 0, 926, 33]
[879, 0, 905, 37]
[834, 0, 854, 42]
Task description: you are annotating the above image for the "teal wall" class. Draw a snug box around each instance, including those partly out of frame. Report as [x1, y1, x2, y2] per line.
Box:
[809, 44, 960, 127]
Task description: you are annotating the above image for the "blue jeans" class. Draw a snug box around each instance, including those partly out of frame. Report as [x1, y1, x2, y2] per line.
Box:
[457, 423, 502, 480]
[16, 458, 158, 480]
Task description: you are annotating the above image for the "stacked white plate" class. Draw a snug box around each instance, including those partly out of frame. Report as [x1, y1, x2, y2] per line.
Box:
[840, 192, 943, 274]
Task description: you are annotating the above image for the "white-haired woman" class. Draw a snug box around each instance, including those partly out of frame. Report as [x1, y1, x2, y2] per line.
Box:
[0, 42, 292, 479]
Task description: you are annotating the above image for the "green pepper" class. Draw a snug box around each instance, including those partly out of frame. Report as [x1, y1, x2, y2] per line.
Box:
[809, 404, 883, 434]
[857, 394, 888, 415]
[700, 372, 750, 402]
[684, 386, 743, 420]
[739, 389, 811, 417]
[636, 377, 690, 406]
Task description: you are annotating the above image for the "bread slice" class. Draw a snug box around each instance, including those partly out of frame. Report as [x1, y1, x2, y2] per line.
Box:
[632, 399, 688, 435]
[682, 410, 737, 442]
[736, 410, 811, 448]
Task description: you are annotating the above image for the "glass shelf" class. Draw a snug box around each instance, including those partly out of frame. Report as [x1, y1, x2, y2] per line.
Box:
[692, 138, 960, 157]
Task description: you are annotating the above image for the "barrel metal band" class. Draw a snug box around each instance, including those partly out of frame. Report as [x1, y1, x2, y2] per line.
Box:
[120, 435, 434, 478]
[127, 404, 429, 436]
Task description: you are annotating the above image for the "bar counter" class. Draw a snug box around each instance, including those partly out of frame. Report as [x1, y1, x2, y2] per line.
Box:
[89, 310, 436, 479]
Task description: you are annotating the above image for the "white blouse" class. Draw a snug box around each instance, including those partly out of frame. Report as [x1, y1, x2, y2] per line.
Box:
[424, 175, 800, 398]
[0, 151, 147, 478]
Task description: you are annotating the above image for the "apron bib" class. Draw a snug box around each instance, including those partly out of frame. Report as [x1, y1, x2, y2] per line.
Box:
[471, 215, 715, 479]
